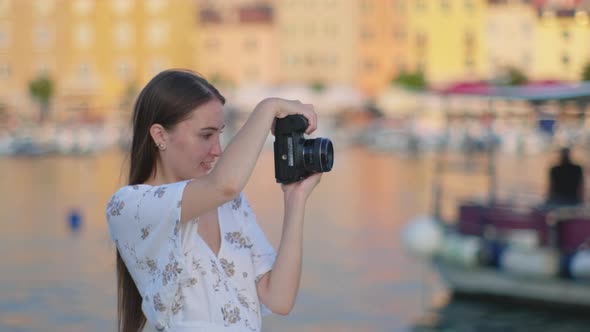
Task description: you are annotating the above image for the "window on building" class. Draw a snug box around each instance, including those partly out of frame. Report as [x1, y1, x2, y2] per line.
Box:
[364, 59, 376, 72]
[441, 0, 450, 12]
[284, 55, 299, 67]
[393, 0, 405, 12]
[361, 28, 374, 40]
[35, 61, 55, 76]
[464, 56, 474, 69]
[562, 30, 570, 41]
[34, 0, 55, 17]
[244, 67, 259, 81]
[396, 60, 406, 73]
[111, 0, 133, 15]
[0, 25, 9, 49]
[305, 54, 316, 67]
[304, 24, 316, 37]
[73, 0, 94, 16]
[327, 55, 338, 66]
[465, 0, 474, 11]
[394, 27, 406, 41]
[114, 22, 133, 48]
[416, 32, 427, 49]
[205, 38, 220, 51]
[74, 23, 94, 49]
[464, 31, 475, 49]
[521, 53, 531, 70]
[361, 0, 373, 12]
[116, 61, 133, 80]
[416, 0, 427, 12]
[146, 0, 166, 14]
[34, 25, 53, 49]
[147, 22, 168, 47]
[150, 59, 166, 75]
[325, 24, 338, 37]
[243, 39, 258, 51]
[79, 62, 91, 81]
[0, 63, 11, 79]
[562, 53, 570, 66]
[521, 22, 531, 36]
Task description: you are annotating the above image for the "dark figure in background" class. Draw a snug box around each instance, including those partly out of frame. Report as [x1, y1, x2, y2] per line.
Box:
[547, 147, 584, 206]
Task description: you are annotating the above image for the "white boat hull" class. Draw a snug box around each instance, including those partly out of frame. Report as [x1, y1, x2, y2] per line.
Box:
[435, 260, 590, 308]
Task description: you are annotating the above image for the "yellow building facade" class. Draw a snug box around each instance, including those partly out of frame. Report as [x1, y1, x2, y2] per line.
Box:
[404, 0, 487, 85]
[1, 0, 196, 121]
[532, 8, 590, 81]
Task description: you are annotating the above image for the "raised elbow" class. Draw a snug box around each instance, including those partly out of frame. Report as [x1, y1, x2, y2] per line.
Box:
[270, 302, 294, 316]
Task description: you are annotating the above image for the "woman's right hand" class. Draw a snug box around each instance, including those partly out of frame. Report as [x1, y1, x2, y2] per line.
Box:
[262, 98, 318, 135]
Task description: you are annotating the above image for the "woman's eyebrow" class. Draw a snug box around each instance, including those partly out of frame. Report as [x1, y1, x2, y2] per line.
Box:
[200, 124, 226, 131]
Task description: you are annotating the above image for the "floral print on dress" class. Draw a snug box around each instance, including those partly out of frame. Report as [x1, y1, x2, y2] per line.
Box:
[153, 293, 166, 312]
[141, 225, 152, 240]
[231, 195, 242, 210]
[225, 232, 253, 249]
[154, 186, 167, 198]
[162, 252, 183, 286]
[220, 258, 235, 277]
[221, 303, 241, 324]
[106, 184, 275, 332]
[107, 196, 125, 216]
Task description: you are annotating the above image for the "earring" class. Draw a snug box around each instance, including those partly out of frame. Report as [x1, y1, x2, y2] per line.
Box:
[157, 143, 166, 150]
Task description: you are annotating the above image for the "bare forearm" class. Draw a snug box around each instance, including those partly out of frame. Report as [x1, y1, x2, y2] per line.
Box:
[211, 100, 276, 193]
[265, 193, 306, 314]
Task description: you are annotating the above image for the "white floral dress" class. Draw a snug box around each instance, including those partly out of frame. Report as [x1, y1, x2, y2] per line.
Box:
[106, 181, 277, 332]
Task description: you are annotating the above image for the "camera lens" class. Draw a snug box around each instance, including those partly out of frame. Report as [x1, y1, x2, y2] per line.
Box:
[302, 138, 334, 173]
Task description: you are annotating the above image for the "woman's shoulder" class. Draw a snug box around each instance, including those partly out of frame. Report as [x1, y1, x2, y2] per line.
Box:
[106, 181, 191, 223]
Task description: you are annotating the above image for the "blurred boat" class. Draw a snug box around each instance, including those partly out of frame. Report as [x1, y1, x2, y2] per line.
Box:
[0, 123, 121, 157]
[403, 82, 590, 309]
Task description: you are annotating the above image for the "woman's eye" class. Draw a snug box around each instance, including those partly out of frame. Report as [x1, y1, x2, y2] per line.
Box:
[201, 134, 213, 140]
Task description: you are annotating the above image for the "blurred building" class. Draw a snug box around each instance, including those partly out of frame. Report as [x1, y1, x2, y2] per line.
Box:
[486, 1, 537, 79]
[1, 0, 196, 122]
[357, 0, 407, 97]
[3, 0, 590, 124]
[532, 0, 590, 80]
[404, 0, 488, 85]
[196, 0, 278, 87]
[275, 0, 358, 87]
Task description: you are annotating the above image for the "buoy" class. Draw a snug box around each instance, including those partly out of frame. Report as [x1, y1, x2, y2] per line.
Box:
[570, 250, 590, 280]
[401, 215, 444, 258]
[500, 247, 559, 277]
[440, 233, 481, 267]
[68, 209, 83, 232]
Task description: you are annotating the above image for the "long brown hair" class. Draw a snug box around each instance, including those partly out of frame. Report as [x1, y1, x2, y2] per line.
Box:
[117, 69, 225, 332]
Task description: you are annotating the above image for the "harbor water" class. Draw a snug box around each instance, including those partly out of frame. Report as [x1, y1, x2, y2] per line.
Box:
[1, 145, 589, 331]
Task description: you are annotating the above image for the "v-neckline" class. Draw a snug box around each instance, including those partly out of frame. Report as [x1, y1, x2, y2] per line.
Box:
[197, 205, 224, 259]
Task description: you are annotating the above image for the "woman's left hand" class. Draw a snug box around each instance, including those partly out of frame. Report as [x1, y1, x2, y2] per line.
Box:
[281, 173, 322, 201]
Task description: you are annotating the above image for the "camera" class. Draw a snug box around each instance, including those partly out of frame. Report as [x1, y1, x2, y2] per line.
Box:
[273, 114, 334, 184]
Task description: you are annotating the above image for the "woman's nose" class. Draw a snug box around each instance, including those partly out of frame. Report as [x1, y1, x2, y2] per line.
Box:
[211, 138, 222, 156]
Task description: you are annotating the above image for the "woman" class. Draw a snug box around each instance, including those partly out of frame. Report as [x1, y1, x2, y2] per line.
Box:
[106, 69, 321, 332]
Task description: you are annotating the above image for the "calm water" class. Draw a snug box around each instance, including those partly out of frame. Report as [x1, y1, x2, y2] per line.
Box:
[1, 145, 589, 332]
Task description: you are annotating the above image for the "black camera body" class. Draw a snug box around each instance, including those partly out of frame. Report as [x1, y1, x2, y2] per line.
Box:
[273, 115, 334, 184]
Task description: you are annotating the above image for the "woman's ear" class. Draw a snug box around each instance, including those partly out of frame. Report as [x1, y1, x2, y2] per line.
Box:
[149, 124, 168, 150]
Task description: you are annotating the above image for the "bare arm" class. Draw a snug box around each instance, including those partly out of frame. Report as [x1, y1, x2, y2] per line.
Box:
[180, 98, 317, 223]
[256, 173, 322, 315]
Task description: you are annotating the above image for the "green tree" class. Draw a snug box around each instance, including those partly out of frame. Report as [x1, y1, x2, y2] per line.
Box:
[28, 75, 54, 123]
[582, 62, 590, 81]
[505, 66, 528, 86]
[310, 81, 326, 93]
[391, 71, 427, 91]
